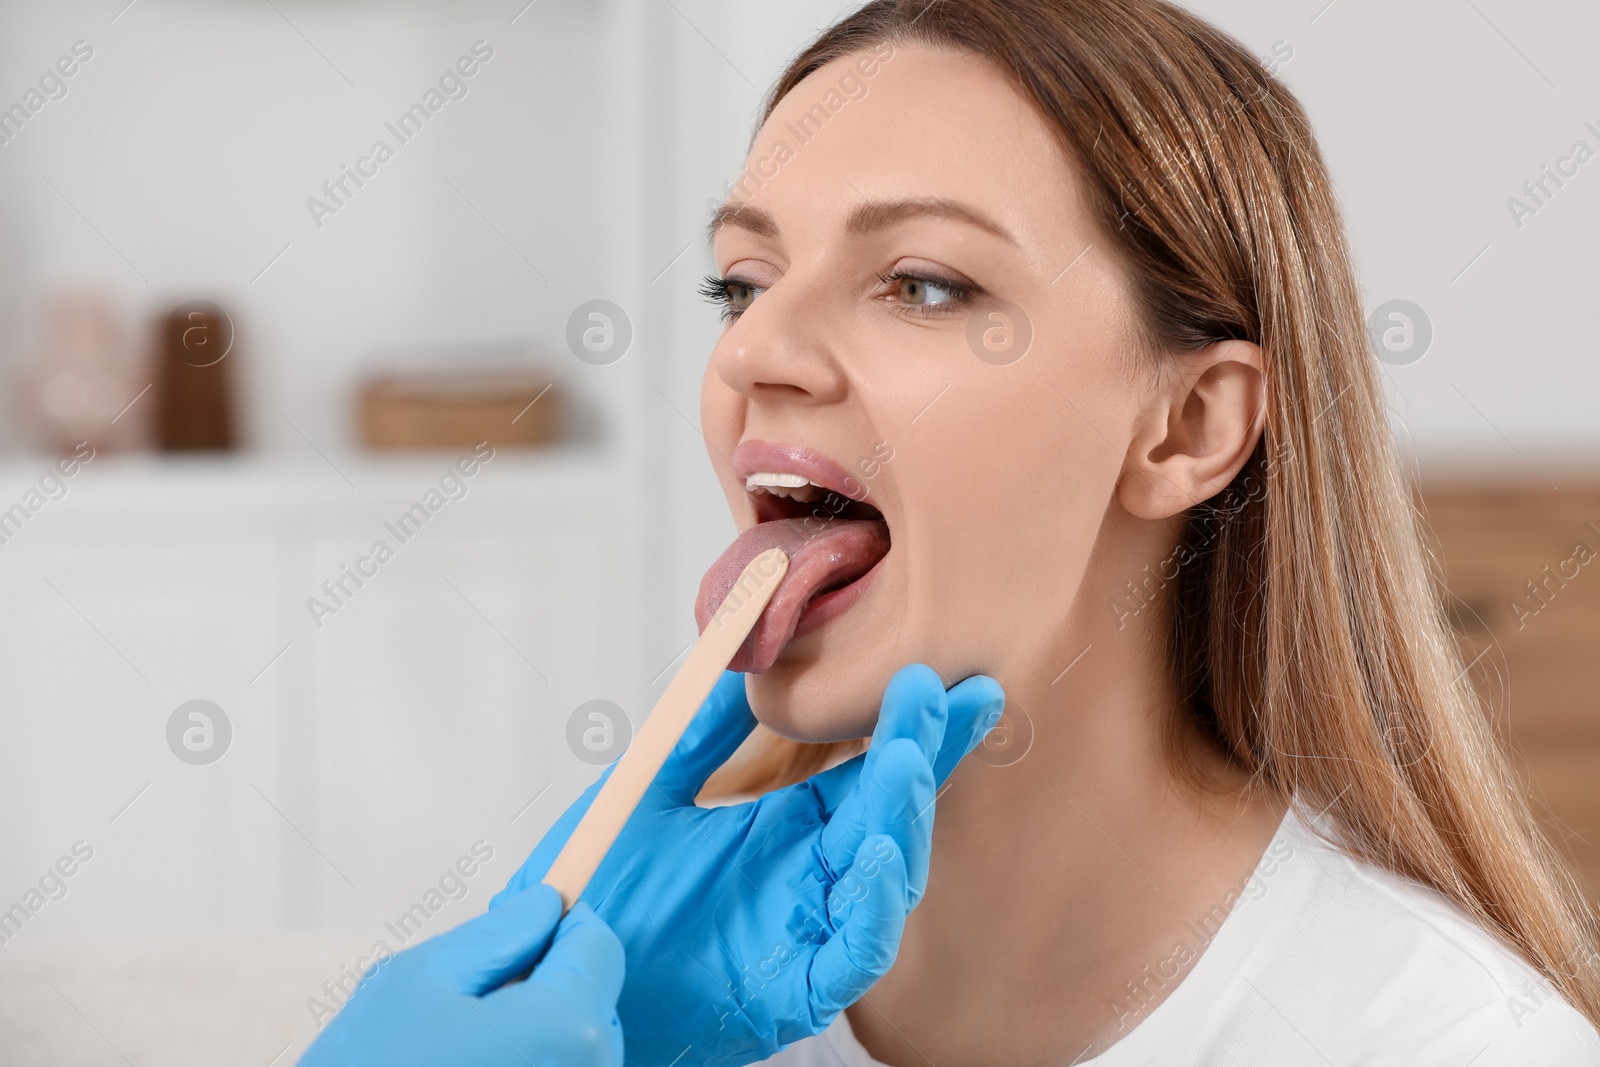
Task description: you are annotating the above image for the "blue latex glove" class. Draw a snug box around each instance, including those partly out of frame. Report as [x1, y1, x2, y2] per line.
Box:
[493, 663, 1005, 1067]
[299, 884, 625, 1067]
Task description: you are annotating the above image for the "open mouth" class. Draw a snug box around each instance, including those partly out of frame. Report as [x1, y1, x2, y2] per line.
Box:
[694, 442, 891, 674]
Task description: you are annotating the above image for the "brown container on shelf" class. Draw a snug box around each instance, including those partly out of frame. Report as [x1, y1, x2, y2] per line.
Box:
[154, 300, 237, 451]
[359, 369, 559, 450]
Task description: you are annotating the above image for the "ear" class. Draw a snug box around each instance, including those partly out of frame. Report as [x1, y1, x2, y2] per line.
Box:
[1117, 339, 1265, 520]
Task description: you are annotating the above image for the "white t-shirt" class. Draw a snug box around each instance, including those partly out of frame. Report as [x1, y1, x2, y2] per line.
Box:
[757, 803, 1600, 1065]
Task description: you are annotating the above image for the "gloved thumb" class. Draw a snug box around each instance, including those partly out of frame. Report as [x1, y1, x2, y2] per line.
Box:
[427, 883, 564, 995]
[519, 903, 626, 1011]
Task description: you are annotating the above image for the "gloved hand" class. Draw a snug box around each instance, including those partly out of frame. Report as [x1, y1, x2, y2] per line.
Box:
[299, 884, 625, 1067]
[493, 663, 1004, 1067]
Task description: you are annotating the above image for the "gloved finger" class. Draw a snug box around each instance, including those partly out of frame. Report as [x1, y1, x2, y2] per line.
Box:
[652, 670, 759, 805]
[427, 883, 564, 995]
[476, 905, 627, 1067]
[929, 674, 1006, 785]
[817, 677, 1000, 884]
[860, 738, 935, 908]
[861, 664, 948, 787]
[516, 903, 627, 1011]
[808, 834, 909, 1023]
[490, 763, 617, 907]
[818, 666, 946, 877]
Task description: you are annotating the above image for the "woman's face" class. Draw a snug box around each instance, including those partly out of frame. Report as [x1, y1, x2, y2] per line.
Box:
[701, 44, 1151, 740]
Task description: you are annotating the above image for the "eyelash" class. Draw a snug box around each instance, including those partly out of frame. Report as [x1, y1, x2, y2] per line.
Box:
[698, 270, 980, 322]
[698, 275, 753, 322]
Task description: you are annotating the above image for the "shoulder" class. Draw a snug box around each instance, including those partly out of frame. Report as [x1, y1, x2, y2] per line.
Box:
[1211, 806, 1600, 1064]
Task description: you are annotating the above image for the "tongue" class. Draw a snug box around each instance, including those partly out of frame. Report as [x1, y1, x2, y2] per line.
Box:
[696, 517, 889, 674]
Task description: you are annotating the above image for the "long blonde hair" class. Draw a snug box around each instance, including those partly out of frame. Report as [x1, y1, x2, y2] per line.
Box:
[704, 0, 1600, 1021]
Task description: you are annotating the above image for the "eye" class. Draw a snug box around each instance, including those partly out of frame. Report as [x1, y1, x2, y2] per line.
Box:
[877, 269, 976, 314]
[699, 275, 765, 321]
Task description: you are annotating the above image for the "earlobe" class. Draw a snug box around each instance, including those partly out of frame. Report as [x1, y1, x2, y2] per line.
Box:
[1116, 339, 1265, 520]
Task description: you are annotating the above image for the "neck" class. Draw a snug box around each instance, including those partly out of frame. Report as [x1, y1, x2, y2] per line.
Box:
[847, 514, 1286, 1066]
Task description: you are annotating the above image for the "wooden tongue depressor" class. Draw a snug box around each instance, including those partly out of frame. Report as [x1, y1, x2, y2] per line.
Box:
[542, 547, 790, 911]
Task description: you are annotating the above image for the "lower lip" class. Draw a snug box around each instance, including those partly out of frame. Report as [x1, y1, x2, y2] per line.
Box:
[791, 551, 887, 641]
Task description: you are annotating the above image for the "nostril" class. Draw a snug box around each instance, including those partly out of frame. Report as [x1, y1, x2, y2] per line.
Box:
[754, 380, 836, 403]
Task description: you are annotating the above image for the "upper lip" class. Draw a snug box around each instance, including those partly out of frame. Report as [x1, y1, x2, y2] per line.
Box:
[731, 440, 872, 505]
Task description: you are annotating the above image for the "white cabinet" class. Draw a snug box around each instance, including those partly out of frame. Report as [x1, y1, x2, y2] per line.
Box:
[0, 451, 643, 938]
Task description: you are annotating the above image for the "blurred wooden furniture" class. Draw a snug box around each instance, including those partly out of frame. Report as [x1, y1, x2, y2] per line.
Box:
[1421, 482, 1600, 901]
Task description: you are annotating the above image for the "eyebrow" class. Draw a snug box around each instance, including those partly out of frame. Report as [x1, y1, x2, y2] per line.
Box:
[708, 197, 1015, 244]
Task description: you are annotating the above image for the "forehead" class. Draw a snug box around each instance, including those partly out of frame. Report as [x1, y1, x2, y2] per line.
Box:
[734, 44, 1084, 240]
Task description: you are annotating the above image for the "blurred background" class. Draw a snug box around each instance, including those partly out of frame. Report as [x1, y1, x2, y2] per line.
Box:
[0, 0, 1595, 1063]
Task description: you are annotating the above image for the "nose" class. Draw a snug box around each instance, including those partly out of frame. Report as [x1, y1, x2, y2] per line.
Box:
[709, 281, 848, 407]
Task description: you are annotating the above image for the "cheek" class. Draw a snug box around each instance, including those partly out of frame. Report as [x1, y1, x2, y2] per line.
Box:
[893, 361, 1130, 652]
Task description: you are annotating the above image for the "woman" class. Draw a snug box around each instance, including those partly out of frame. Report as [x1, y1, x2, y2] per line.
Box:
[686, 0, 1600, 1062]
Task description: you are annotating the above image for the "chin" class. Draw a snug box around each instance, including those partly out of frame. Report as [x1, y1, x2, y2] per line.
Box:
[743, 640, 896, 743]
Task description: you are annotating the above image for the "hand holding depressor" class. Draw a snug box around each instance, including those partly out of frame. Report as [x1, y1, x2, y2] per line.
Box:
[298, 884, 625, 1067]
[493, 662, 1005, 1066]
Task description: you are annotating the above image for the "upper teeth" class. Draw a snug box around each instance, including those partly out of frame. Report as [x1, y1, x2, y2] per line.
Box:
[746, 471, 825, 502]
